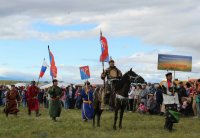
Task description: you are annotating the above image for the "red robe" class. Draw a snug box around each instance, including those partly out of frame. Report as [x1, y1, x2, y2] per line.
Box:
[27, 86, 39, 111]
[4, 90, 21, 114]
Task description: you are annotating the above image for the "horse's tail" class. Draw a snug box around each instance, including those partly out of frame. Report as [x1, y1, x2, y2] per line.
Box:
[93, 87, 100, 102]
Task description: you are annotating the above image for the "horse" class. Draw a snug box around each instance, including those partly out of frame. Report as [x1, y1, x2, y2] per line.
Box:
[93, 68, 145, 130]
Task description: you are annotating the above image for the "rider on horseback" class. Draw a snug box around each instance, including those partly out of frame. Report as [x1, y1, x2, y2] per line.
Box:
[101, 58, 122, 110]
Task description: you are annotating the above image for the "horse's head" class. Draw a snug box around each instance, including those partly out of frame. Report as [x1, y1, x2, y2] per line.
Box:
[127, 68, 145, 83]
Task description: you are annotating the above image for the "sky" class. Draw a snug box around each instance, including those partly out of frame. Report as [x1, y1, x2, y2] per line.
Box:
[0, 0, 200, 84]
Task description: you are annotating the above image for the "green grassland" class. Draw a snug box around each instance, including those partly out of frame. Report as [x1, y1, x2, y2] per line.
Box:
[0, 107, 200, 138]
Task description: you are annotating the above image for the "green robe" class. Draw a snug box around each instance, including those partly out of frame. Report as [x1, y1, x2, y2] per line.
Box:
[48, 85, 62, 118]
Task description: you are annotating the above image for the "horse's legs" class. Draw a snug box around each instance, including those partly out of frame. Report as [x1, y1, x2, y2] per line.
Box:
[93, 109, 97, 128]
[97, 110, 103, 127]
[113, 107, 118, 130]
[119, 102, 126, 129]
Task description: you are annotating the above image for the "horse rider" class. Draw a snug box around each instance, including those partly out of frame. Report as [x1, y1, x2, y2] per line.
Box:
[101, 59, 122, 110]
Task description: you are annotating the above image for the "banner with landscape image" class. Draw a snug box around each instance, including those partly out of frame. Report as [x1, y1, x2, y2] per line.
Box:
[158, 54, 192, 72]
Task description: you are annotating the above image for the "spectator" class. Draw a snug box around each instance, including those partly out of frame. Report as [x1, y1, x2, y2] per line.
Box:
[75, 86, 82, 109]
[147, 94, 159, 115]
[43, 88, 49, 108]
[38, 89, 44, 107]
[195, 79, 200, 118]
[155, 84, 163, 114]
[137, 102, 147, 114]
[127, 85, 135, 112]
[21, 90, 27, 107]
[139, 84, 149, 107]
[133, 84, 142, 112]
[177, 82, 187, 105]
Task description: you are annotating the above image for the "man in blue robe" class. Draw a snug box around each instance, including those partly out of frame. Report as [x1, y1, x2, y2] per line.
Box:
[81, 81, 94, 121]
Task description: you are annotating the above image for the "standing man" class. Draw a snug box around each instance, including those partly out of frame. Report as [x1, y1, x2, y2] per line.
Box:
[27, 81, 41, 117]
[4, 85, 21, 117]
[101, 59, 122, 109]
[48, 79, 62, 121]
[81, 81, 94, 121]
[162, 72, 180, 132]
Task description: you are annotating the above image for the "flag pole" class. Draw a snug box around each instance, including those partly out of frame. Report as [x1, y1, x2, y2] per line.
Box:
[100, 29, 106, 89]
[37, 76, 40, 86]
[48, 45, 54, 81]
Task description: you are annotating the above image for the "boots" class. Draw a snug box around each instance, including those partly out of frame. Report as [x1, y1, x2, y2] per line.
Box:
[101, 92, 110, 110]
[52, 117, 57, 122]
[36, 110, 41, 117]
[28, 109, 31, 116]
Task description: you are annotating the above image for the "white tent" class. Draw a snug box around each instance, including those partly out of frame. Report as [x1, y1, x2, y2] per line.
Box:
[15, 83, 28, 87]
[6, 85, 11, 89]
[40, 82, 70, 89]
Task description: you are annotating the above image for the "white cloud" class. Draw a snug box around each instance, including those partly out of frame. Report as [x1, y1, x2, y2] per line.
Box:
[0, 0, 199, 49]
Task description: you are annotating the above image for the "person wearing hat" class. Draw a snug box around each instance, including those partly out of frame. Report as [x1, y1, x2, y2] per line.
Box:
[177, 81, 187, 105]
[101, 58, 122, 109]
[4, 85, 21, 117]
[27, 81, 41, 117]
[48, 79, 63, 121]
[81, 81, 94, 121]
[162, 72, 180, 131]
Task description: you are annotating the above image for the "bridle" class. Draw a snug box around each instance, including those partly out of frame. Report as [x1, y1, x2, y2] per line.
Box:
[128, 73, 140, 83]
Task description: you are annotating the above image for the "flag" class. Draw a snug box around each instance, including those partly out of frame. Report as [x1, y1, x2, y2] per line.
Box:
[39, 60, 48, 78]
[48, 46, 57, 78]
[80, 66, 90, 80]
[100, 31, 109, 62]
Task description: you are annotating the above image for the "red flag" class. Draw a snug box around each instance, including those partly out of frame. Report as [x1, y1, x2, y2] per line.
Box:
[100, 32, 109, 62]
[48, 46, 57, 78]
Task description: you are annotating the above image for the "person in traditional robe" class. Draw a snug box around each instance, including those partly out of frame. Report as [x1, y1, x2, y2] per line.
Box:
[162, 72, 180, 132]
[81, 81, 94, 121]
[48, 79, 62, 121]
[27, 81, 41, 117]
[4, 85, 21, 117]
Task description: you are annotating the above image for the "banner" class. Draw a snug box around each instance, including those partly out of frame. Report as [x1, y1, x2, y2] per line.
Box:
[100, 31, 109, 62]
[80, 66, 90, 80]
[158, 54, 192, 72]
[48, 46, 57, 78]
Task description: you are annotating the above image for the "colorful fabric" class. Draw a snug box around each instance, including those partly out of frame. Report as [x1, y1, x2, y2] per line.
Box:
[100, 33, 109, 62]
[80, 66, 90, 80]
[39, 60, 48, 78]
[48, 46, 57, 78]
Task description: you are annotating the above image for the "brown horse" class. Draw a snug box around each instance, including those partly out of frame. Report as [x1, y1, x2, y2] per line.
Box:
[93, 68, 145, 130]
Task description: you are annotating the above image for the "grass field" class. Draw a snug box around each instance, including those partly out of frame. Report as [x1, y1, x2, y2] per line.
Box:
[0, 107, 200, 138]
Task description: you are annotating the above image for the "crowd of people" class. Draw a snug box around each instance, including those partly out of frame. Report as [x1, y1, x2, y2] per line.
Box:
[0, 79, 199, 117]
[127, 80, 200, 118]
[0, 83, 83, 111]
[0, 75, 200, 130]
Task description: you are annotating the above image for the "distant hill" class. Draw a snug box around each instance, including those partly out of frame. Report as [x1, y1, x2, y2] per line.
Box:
[0, 80, 29, 85]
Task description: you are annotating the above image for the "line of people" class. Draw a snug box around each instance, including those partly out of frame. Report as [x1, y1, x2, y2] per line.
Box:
[0, 79, 94, 122]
